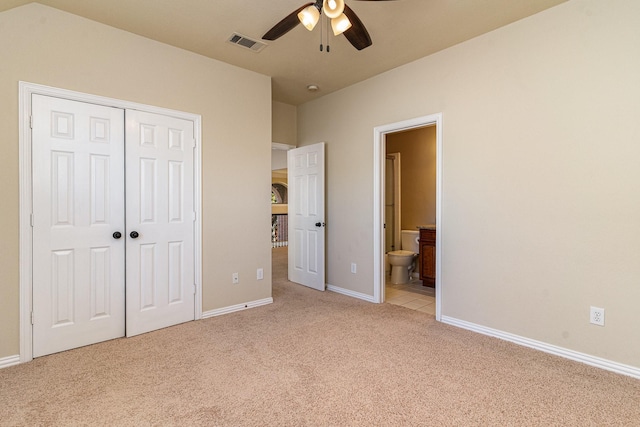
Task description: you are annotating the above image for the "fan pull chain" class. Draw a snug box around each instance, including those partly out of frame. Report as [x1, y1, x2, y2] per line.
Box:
[326, 15, 330, 52]
[318, 13, 331, 53]
[319, 13, 323, 52]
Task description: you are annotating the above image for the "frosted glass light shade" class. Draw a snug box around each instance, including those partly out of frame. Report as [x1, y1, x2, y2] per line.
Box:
[331, 13, 352, 35]
[298, 6, 320, 31]
[323, 0, 345, 19]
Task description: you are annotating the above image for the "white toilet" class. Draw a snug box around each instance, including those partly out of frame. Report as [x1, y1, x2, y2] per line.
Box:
[387, 230, 420, 285]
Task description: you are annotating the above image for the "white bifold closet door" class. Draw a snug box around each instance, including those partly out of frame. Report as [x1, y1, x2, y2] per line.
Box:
[32, 95, 195, 357]
[125, 109, 195, 337]
[32, 95, 126, 357]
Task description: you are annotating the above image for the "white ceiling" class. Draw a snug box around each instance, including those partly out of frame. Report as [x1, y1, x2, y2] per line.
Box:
[2, 0, 567, 105]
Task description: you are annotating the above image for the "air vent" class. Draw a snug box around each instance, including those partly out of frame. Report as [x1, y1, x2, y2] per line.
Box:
[227, 33, 267, 53]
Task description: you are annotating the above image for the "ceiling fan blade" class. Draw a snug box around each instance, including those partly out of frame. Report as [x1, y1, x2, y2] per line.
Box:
[262, 3, 314, 41]
[342, 5, 372, 50]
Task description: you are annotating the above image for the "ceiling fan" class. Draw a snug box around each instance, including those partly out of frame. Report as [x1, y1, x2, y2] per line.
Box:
[262, 0, 396, 51]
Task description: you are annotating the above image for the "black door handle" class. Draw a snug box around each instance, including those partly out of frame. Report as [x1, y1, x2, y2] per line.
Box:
[113, 231, 122, 239]
[315, 222, 325, 227]
[130, 231, 139, 239]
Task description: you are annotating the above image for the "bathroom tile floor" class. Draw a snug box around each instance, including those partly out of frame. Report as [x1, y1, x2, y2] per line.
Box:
[385, 275, 436, 315]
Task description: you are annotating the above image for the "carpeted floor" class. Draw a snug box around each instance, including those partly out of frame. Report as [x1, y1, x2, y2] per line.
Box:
[1, 247, 639, 425]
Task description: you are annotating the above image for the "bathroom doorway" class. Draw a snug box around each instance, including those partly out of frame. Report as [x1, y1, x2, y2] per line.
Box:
[384, 126, 436, 313]
[373, 113, 442, 320]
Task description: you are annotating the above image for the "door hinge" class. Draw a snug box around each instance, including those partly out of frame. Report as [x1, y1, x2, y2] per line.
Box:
[31, 311, 34, 325]
[29, 115, 33, 129]
[192, 211, 196, 221]
[192, 139, 196, 149]
[30, 213, 34, 227]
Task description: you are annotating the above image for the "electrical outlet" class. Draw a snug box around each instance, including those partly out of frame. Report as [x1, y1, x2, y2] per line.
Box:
[257, 268, 264, 280]
[232, 273, 239, 284]
[590, 306, 605, 326]
[351, 263, 357, 274]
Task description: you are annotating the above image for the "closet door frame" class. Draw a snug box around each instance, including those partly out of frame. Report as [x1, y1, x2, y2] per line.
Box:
[18, 81, 203, 363]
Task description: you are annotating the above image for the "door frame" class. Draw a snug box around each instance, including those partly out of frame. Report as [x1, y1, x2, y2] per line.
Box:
[373, 113, 442, 320]
[18, 81, 203, 363]
[385, 152, 402, 253]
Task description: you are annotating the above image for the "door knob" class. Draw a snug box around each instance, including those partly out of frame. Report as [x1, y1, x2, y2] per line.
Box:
[113, 231, 122, 239]
[130, 231, 139, 239]
[315, 222, 325, 227]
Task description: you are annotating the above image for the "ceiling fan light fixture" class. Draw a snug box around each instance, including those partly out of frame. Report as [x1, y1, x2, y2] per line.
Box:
[331, 13, 352, 36]
[298, 5, 320, 31]
[323, 0, 345, 19]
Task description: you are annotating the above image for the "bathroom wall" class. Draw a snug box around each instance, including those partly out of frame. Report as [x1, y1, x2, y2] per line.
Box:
[386, 126, 437, 230]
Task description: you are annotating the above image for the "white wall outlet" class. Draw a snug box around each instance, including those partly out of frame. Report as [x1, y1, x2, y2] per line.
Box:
[232, 273, 239, 284]
[257, 268, 264, 280]
[351, 263, 357, 274]
[590, 306, 605, 326]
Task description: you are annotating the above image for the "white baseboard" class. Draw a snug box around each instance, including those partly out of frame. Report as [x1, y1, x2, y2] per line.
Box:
[201, 297, 273, 319]
[441, 315, 640, 380]
[327, 284, 377, 303]
[0, 355, 20, 369]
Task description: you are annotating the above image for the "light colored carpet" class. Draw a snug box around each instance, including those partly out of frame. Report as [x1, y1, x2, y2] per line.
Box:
[1, 247, 639, 426]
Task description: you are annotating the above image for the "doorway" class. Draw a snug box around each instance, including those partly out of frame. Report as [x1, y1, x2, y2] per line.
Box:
[19, 82, 203, 362]
[384, 126, 436, 313]
[271, 142, 294, 286]
[373, 114, 442, 320]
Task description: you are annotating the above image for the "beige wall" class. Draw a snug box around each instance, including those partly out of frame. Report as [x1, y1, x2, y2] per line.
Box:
[386, 126, 437, 229]
[298, 0, 640, 368]
[272, 101, 297, 146]
[272, 101, 296, 170]
[0, 4, 272, 358]
[271, 149, 288, 170]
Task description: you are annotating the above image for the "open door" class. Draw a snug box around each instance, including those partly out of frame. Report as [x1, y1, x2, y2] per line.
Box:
[287, 143, 325, 291]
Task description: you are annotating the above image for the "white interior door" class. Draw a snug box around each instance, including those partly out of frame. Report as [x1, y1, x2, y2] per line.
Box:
[288, 143, 325, 291]
[125, 110, 196, 336]
[32, 94, 125, 357]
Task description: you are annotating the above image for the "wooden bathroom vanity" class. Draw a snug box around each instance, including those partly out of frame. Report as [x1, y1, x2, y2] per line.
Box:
[418, 226, 436, 287]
